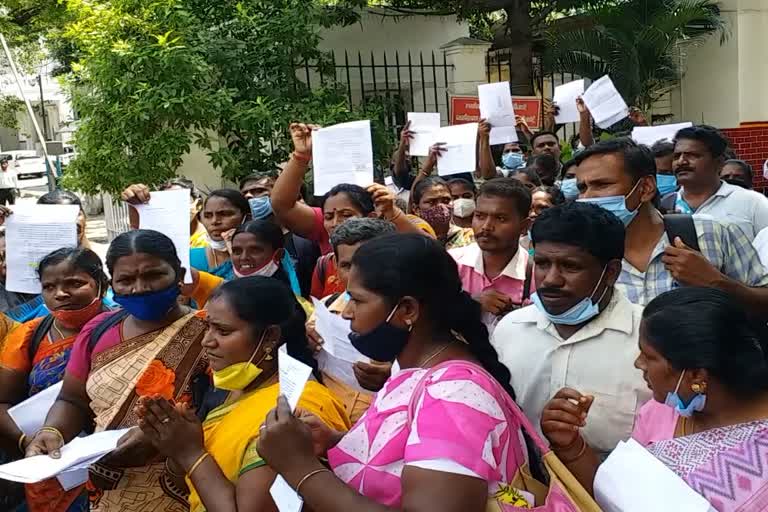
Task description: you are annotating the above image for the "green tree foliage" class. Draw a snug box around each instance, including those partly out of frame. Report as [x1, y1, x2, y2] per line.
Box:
[542, 0, 726, 113]
[58, 0, 391, 195]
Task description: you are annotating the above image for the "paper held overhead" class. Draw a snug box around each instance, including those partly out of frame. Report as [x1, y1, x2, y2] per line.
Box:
[133, 188, 193, 284]
[312, 120, 374, 196]
[478, 82, 518, 145]
[406, 112, 441, 156]
[5, 204, 80, 294]
[553, 79, 586, 124]
[582, 75, 629, 129]
[631, 122, 693, 147]
[434, 123, 478, 177]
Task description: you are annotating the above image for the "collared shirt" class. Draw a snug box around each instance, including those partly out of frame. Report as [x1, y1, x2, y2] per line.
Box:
[492, 290, 650, 455]
[617, 218, 768, 306]
[677, 181, 768, 240]
[450, 243, 531, 331]
[0, 169, 17, 190]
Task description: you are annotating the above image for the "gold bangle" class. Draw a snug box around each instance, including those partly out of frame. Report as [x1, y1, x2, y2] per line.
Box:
[388, 210, 403, 223]
[295, 468, 331, 496]
[186, 452, 210, 477]
[558, 437, 587, 463]
[17, 433, 26, 453]
[37, 427, 65, 444]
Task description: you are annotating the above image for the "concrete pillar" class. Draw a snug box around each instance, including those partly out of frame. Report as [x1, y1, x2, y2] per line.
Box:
[441, 37, 492, 97]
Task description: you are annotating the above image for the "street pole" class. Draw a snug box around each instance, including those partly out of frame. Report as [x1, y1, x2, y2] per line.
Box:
[0, 33, 55, 191]
[38, 75, 49, 141]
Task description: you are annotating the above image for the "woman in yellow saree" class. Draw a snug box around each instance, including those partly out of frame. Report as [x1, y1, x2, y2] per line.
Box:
[136, 277, 350, 511]
[25, 230, 211, 511]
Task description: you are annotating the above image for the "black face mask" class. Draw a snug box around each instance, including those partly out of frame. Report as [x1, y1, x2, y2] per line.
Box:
[348, 304, 411, 362]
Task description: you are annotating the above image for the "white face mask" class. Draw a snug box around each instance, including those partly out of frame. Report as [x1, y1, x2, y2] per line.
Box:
[207, 235, 228, 251]
[452, 198, 476, 219]
[234, 258, 279, 279]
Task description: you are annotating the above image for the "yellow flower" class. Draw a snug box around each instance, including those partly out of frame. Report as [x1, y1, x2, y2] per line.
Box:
[493, 483, 532, 508]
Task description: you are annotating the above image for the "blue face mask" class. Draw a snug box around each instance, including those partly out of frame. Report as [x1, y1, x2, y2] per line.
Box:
[560, 178, 579, 200]
[656, 174, 678, 196]
[502, 152, 525, 170]
[113, 284, 181, 322]
[248, 196, 273, 220]
[664, 370, 706, 418]
[578, 180, 642, 226]
[531, 267, 609, 326]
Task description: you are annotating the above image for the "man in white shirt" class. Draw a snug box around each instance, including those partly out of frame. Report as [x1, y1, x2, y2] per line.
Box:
[0, 158, 17, 205]
[671, 126, 768, 240]
[492, 201, 650, 456]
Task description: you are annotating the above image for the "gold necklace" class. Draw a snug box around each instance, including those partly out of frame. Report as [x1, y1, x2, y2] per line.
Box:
[51, 320, 66, 340]
[418, 342, 452, 368]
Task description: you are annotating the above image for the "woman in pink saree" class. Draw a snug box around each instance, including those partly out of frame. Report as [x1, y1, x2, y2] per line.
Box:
[542, 287, 768, 511]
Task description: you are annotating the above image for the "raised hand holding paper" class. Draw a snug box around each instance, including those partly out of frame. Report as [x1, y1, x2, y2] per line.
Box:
[631, 122, 693, 147]
[407, 113, 441, 156]
[133, 188, 192, 284]
[311, 120, 374, 195]
[435, 123, 478, 176]
[554, 79, 586, 124]
[5, 204, 80, 294]
[478, 82, 518, 145]
[582, 75, 629, 129]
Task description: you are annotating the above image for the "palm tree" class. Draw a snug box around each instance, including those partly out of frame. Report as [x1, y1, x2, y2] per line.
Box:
[542, 0, 727, 114]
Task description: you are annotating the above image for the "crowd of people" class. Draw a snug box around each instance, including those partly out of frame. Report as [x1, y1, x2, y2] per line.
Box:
[0, 94, 766, 512]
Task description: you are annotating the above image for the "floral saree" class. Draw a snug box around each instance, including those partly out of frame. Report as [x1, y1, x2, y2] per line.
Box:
[83, 312, 208, 511]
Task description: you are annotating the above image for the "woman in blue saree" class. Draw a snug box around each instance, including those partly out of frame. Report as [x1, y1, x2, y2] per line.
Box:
[188, 189, 251, 281]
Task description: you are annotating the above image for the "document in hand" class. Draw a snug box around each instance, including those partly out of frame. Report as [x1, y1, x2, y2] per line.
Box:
[5, 204, 80, 294]
[553, 79, 586, 124]
[8, 381, 62, 436]
[312, 298, 370, 391]
[631, 122, 693, 147]
[133, 188, 192, 284]
[594, 439, 714, 512]
[407, 113, 441, 156]
[582, 75, 629, 129]
[0, 428, 131, 484]
[312, 120, 374, 195]
[478, 82, 518, 145]
[435, 123, 478, 177]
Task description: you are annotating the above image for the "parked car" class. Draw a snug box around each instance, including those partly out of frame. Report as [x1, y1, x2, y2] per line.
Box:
[0, 150, 46, 179]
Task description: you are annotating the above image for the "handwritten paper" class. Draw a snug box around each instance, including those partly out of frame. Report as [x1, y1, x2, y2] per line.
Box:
[271, 351, 314, 512]
[553, 79, 586, 124]
[582, 75, 629, 129]
[631, 122, 693, 147]
[0, 428, 131, 483]
[478, 82, 518, 145]
[133, 188, 192, 284]
[407, 113, 441, 156]
[312, 120, 374, 195]
[594, 439, 714, 512]
[434, 123, 478, 177]
[5, 204, 80, 293]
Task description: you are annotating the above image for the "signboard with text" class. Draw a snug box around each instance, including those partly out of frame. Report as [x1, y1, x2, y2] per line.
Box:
[450, 95, 542, 130]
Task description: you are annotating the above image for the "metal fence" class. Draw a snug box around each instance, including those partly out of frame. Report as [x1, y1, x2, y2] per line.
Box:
[299, 50, 454, 134]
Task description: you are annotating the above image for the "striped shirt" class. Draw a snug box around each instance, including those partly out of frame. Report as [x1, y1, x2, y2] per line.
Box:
[617, 218, 768, 305]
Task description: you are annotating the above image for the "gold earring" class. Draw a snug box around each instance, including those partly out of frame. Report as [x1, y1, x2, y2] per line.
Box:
[405, 319, 413, 333]
[264, 346, 274, 361]
[691, 382, 706, 394]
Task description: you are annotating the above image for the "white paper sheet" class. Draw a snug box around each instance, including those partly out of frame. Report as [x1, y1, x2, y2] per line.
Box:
[312, 298, 370, 391]
[582, 75, 629, 129]
[594, 439, 714, 512]
[553, 79, 586, 124]
[631, 122, 693, 147]
[277, 349, 313, 413]
[407, 113, 441, 157]
[5, 204, 80, 294]
[8, 381, 62, 436]
[478, 82, 518, 145]
[0, 428, 131, 483]
[271, 351, 314, 511]
[311, 120, 374, 195]
[434, 123, 478, 176]
[133, 188, 192, 284]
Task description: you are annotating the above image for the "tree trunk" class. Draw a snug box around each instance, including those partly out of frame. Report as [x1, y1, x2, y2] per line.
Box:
[501, 1, 533, 96]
